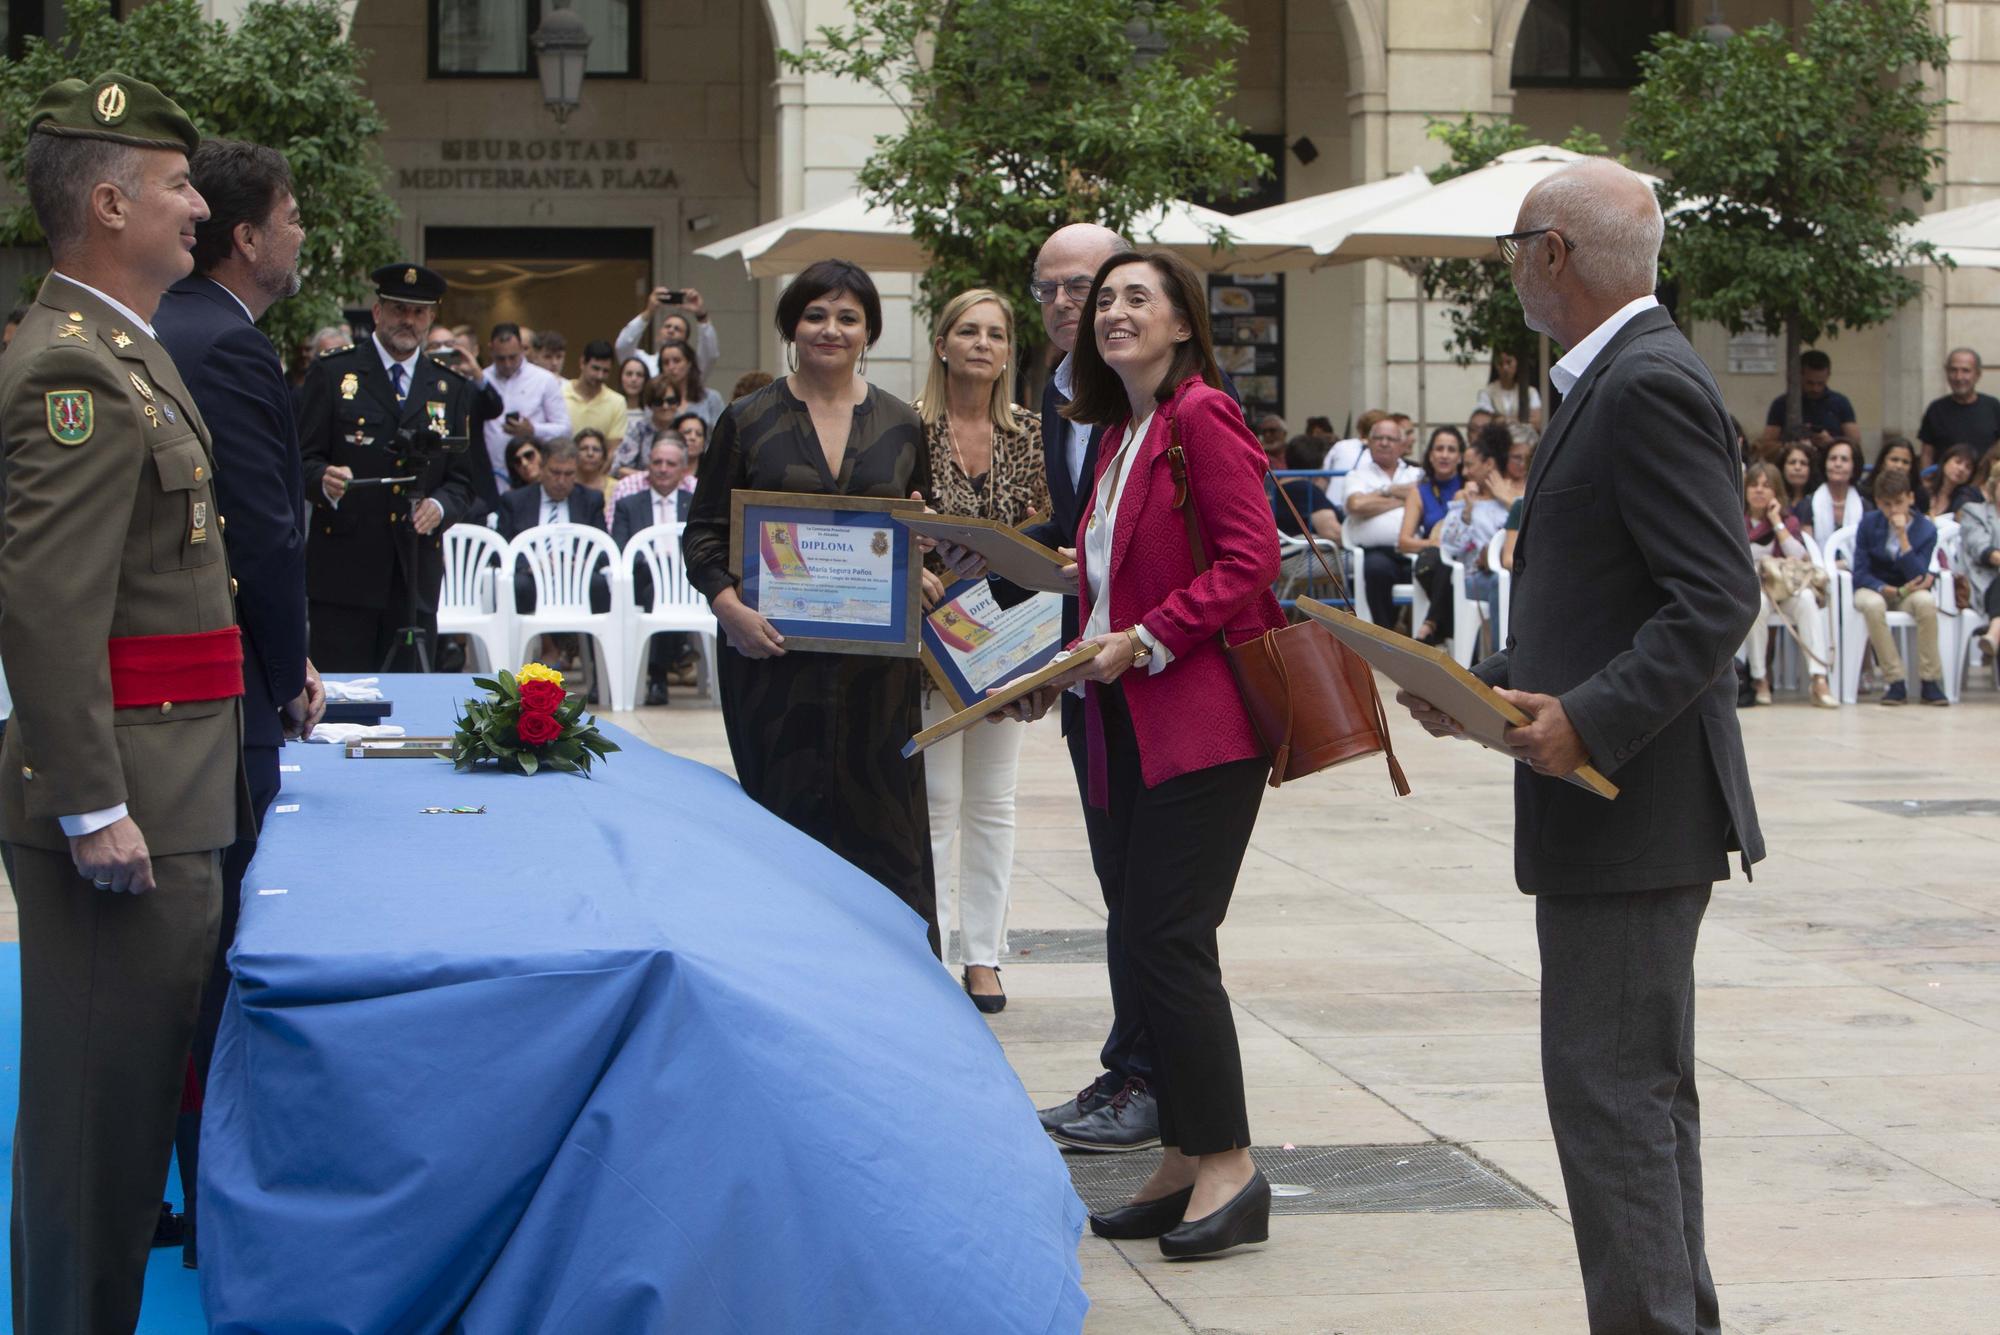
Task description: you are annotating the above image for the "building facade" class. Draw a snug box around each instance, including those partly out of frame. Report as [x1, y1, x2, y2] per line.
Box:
[10, 0, 1997, 440]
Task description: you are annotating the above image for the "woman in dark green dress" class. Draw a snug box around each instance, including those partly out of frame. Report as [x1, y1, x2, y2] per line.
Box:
[682, 260, 940, 952]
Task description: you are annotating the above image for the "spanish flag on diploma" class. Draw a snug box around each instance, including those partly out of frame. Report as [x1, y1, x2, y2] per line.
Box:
[760, 522, 812, 581]
[929, 603, 996, 654]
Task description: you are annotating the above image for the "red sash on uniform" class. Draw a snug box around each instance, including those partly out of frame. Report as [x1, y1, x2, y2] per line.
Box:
[106, 627, 245, 710]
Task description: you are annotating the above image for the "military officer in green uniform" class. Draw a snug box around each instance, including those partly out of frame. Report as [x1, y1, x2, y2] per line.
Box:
[298, 263, 487, 671]
[0, 73, 247, 1333]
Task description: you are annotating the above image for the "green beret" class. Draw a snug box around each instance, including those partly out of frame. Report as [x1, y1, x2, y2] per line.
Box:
[28, 72, 198, 155]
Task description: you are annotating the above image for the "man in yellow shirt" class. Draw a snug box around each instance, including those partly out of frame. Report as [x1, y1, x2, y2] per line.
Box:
[563, 337, 630, 467]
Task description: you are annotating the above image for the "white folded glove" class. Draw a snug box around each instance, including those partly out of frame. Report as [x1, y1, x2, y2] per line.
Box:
[303, 723, 408, 745]
[322, 677, 386, 703]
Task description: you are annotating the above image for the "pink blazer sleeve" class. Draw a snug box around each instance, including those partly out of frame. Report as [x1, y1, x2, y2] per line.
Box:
[1139, 385, 1281, 660]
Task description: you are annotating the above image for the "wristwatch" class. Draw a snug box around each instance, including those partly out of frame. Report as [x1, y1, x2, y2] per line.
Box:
[1125, 627, 1152, 666]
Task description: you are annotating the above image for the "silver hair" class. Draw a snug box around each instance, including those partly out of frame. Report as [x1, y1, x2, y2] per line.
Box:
[537, 435, 579, 464]
[25, 134, 145, 257]
[1947, 346, 1983, 371]
[1525, 163, 1664, 299]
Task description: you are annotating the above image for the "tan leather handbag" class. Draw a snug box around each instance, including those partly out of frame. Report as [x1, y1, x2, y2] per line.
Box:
[1166, 421, 1409, 794]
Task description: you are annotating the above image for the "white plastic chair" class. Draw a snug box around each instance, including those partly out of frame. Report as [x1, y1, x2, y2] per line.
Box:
[1436, 541, 1494, 668]
[1824, 527, 1958, 704]
[1487, 529, 1511, 659]
[506, 523, 631, 711]
[436, 523, 513, 673]
[1764, 531, 1836, 696]
[619, 523, 718, 704]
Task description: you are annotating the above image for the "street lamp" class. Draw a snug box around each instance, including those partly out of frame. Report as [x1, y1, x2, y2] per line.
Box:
[531, 0, 592, 126]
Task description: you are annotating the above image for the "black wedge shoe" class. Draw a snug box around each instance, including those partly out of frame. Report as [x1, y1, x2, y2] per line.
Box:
[1158, 1171, 1271, 1259]
[962, 966, 1006, 1014]
[1088, 1185, 1194, 1240]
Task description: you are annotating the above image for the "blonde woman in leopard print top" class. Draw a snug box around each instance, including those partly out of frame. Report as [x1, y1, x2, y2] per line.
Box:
[914, 288, 1048, 1012]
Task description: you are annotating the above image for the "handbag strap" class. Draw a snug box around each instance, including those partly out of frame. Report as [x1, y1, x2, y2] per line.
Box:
[1164, 414, 1355, 609]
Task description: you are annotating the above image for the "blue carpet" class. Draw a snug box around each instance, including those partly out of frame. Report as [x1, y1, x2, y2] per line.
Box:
[0, 944, 209, 1333]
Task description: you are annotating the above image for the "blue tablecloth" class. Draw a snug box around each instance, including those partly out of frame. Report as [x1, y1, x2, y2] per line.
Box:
[199, 677, 1087, 1333]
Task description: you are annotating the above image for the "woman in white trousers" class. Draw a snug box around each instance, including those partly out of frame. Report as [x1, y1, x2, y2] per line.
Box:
[1742, 463, 1836, 707]
[914, 288, 1049, 1011]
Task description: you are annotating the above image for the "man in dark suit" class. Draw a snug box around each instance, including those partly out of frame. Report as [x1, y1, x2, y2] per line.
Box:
[154, 137, 327, 1264]
[1402, 160, 1762, 1335]
[494, 435, 610, 617]
[297, 263, 486, 671]
[612, 436, 693, 704]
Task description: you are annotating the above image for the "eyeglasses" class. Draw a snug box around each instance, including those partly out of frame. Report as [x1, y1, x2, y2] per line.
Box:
[1029, 276, 1096, 305]
[1496, 228, 1576, 264]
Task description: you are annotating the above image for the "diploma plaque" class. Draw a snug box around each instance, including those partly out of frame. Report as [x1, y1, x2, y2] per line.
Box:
[1296, 597, 1618, 799]
[729, 490, 925, 656]
[893, 513, 1074, 595]
[903, 641, 1104, 758]
[920, 578, 1067, 711]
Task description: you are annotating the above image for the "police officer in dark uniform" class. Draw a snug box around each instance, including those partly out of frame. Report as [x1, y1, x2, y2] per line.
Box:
[298, 263, 486, 671]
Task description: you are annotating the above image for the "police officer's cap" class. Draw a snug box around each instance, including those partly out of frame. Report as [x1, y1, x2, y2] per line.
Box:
[29, 72, 199, 155]
[372, 263, 448, 308]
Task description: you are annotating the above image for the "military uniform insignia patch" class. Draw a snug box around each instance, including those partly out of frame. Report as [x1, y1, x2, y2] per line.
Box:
[190, 499, 209, 544]
[404, 268, 418, 285]
[163, 404, 178, 424]
[45, 390, 93, 446]
[426, 401, 448, 434]
[340, 373, 359, 400]
[93, 82, 128, 125]
[56, 323, 87, 342]
[129, 371, 154, 401]
[110, 329, 133, 350]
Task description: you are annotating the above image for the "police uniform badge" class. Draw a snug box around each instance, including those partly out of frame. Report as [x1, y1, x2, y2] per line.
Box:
[426, 401, 449, 435]
[340, 373, 359, 400]
[45, 390, 93, 446]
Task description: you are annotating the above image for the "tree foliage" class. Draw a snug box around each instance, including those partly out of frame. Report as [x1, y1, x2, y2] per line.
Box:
[1416, 116, 1610, 374]
[1625, 0, 1950, 433]
[783, 0, 1270, 355]
[0, 0, 397, 359]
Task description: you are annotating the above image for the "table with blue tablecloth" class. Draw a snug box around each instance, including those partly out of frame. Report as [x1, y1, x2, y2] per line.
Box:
[199, 675, 1087, 1334]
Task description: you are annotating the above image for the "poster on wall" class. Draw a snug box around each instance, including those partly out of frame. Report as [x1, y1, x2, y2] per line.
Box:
[1208, 273, 1284, 422]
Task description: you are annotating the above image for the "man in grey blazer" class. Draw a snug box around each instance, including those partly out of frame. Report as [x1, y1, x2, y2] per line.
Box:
[1401, 159, 1762, 1335]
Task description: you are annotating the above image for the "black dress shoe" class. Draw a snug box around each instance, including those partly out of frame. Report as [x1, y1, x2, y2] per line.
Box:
[643, 681, 669, 707]
[1052, 1076, 1161, 1153]
[1089, 1185, 1193, 1240]
[150, 1202, 183, 1248]
[962, 967, 1006, 1014]
[1038, 1076, 1116, 1133]
[1159, 1171, 1271, 1259]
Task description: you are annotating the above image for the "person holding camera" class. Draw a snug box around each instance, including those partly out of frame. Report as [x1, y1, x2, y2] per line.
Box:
[616, 284, 720, 377]
[298, 264, 487, 671]
[480, 321, 570, 483]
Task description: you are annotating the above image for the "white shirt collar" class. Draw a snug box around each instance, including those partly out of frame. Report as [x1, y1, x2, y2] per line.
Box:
[1052, 351, 1076, 401]
[205, 277, 255, 324]
[373, 333, 420, 384]
[540, 487, 565, 513]
[52, 271, 154, 339]
[1550, 295, 1659, 397]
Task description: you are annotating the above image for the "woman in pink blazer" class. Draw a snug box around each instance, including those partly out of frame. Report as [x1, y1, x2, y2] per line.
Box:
[1003, 249, 1283, 1259]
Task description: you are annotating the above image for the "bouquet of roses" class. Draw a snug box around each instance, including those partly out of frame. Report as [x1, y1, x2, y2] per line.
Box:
[450, 662, 620, 776]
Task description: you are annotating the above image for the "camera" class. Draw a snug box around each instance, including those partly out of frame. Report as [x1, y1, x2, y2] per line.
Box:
[657, 288, 686, 305]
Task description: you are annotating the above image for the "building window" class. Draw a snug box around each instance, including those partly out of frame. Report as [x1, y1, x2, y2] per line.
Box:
[1510, 0, 1675, 89]
[430, 0, 638, 79]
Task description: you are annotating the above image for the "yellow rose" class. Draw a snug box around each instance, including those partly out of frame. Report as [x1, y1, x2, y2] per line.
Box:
[516, 661, 565, 687]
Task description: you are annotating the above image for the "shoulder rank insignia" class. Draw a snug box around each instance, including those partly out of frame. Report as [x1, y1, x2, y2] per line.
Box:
[110, 329, 133, 350]
[56, 322, 87, 342]
[340, 372, 359, 400]
[45, 390, 93, 446]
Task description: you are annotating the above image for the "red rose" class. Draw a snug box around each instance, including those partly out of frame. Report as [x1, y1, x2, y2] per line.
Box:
[515, 709, 563, 747]
[518, 679, 566, 714]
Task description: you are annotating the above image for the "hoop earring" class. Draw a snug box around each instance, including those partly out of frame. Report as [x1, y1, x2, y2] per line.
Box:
[785, 341, 799, 374]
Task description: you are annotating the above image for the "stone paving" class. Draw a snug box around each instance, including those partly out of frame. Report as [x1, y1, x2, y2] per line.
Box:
[623, 682, 2000, 1335]
[6, 678, 1997, 1333]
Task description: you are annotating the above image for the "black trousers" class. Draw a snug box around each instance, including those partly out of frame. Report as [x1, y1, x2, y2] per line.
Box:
[309, 596, 435, 673]
[1065, 706, 1153, 1087]
[1361, 546, 1410, 628]
[175, 746, 282, 1245]
[1415, 551, 1458, 640]
[1098, 686, 1265, 1154]
[1538, 884, 1718, 1335]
